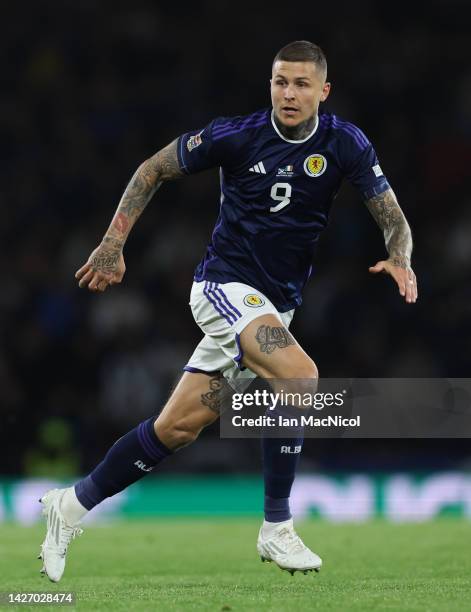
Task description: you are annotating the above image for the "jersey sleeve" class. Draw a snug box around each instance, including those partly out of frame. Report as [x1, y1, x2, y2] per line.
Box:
[340, 124, 390, 199]
[177, 117, 235, 175]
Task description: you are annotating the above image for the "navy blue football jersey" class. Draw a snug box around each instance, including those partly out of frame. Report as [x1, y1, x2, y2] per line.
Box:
[177, 108, 390, 312]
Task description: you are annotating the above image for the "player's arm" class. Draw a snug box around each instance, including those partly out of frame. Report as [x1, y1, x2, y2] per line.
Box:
[75, 139, 183, 292]
[365, 187, 418, 304]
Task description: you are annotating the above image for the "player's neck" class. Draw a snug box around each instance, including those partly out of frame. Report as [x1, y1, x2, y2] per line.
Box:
[274, 114, 317, 141]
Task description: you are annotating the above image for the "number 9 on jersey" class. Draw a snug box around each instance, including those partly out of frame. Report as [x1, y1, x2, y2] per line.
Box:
[270, 182, 292, 213]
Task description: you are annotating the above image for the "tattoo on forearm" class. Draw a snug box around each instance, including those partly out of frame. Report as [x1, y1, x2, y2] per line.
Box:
[255, 325, 295, 354]
[114, 212, 129, 234]
[102, 236, 124, 250]
[200, 374, 225, 413]
[104, 138, 183, 245]
[365, 188, 413, 268]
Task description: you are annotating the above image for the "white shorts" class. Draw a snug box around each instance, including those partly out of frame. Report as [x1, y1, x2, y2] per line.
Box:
[184, 280, 294, 385]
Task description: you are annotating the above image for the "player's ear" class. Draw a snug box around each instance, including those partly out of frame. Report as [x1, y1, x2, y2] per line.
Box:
[320, 82, 331, 102]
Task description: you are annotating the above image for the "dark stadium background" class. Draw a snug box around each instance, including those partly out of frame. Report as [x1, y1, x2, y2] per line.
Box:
[1, 0, 469, 480]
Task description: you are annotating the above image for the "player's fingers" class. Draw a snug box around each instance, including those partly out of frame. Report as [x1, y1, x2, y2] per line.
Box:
[405, 277, 414, 303]
[369, 262, 384, 274]
[78, 268, 94, 288]
[75, 263, 91, 280]
[409, 271, 418, 303]
[394, 271, 406, 297]
[96, 279, 108, 292]
[88, 272, 107, 291]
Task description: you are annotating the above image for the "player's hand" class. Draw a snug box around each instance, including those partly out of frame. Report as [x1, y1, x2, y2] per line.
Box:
[75, 244, 126, 292]
[369, 258, 417, 304]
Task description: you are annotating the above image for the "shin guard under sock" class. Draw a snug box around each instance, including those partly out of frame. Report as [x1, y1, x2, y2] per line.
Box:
[75, 417, 171, 511]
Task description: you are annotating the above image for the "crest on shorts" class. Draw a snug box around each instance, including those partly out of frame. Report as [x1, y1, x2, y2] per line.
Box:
[187, 131, 203, 152]
[244, 294, 265, 307]
[304, 154, 327, 177]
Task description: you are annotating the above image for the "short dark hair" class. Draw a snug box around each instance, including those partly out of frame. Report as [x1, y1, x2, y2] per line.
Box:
[273, 40, 327, 77]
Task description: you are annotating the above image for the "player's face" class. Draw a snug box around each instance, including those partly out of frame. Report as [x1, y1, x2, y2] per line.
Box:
[271, 61, 331, 127]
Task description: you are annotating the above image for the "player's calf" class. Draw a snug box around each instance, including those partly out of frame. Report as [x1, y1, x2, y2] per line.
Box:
[155, 371, 227, 449]
[37, 371, 224, 580]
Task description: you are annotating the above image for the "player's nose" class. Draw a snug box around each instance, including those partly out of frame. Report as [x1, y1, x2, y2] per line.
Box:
[283, 85, 296, 100]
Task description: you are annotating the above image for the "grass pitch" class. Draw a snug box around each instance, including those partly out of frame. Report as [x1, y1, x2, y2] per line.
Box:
[0, 519, 470, 611]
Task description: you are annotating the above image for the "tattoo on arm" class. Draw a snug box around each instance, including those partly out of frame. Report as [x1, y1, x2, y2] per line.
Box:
[200, 374, 225, 413]
[255, 325, 295, 354]
[103, 138, 183, 249]
[365, 188, 413, 268]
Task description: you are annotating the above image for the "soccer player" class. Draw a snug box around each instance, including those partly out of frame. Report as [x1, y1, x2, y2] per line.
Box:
[38, 41, 417, 582]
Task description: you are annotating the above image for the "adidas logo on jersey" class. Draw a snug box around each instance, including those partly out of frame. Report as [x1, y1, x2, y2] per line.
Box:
[249, 161, 266, 174]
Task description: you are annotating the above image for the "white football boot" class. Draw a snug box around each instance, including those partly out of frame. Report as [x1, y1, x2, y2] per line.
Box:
[257, 518, 322, 575]
[38, 489, 83, 582]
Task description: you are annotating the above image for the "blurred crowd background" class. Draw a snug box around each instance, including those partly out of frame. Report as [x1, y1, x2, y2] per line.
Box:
[1, 0, 470, 478]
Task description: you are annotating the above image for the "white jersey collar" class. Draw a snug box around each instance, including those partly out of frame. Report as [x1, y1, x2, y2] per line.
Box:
[271, 110, 319, 144]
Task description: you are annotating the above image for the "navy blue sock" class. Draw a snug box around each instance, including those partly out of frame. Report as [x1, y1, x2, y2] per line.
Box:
[75, 417, 172, 510]
[262, 407, 304, 523]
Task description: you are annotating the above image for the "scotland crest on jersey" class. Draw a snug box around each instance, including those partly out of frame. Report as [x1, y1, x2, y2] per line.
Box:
[304, 154, 327, 177]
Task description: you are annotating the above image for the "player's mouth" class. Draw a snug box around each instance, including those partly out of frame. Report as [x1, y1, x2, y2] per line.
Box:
[281, 106, 299, 117]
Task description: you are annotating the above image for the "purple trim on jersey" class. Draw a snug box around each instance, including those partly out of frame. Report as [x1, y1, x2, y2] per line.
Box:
[137, 422, 162, 463]
[213, 116, 269, 141]
[213, 114, 267, 133]
[333, 118, 368, 145]
[331, 117, 369, 150]
[183, 366, 215, 375]
[213, 118, 268, 141]
[209, 282, 241, 323]
[234, 333, 246, 370]
[177, 135, 190, 174]
[204, 281, 236, 324]
[211, 216, 223, 244]
[213, 110, 268, 133]
[214, 284, 242, 319]
[339, 120, 368, 142]
[341, 125, 369, 150]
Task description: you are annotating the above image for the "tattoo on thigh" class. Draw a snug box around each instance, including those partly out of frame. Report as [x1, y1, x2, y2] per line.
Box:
[255, 325, 295, 354]
[200, 374, 224, 413]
